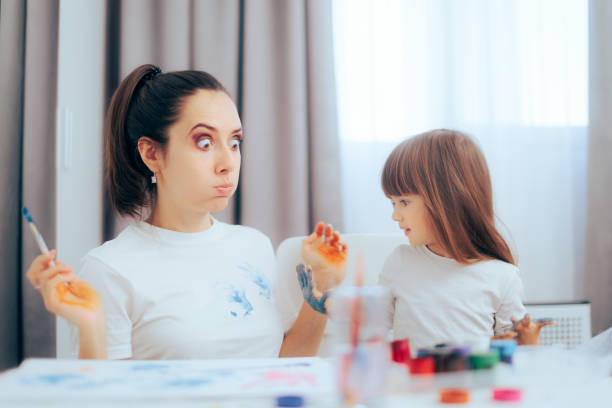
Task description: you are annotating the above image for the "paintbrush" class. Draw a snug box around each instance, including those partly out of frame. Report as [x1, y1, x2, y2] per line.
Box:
[23, 207, 56, 268]
[350, 253, 364, 348]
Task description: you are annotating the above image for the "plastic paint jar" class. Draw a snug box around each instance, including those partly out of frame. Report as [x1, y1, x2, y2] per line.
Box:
[276, 395, 304, 407]
[492, 387, 522, 402]
[390, 338, 411, 364]
[407, 357, 435, 392]
[490, 340, 518, 364]
[468, 349, 501, 388]
[439, 388, 470, 404]
[329, 286, 392, 407]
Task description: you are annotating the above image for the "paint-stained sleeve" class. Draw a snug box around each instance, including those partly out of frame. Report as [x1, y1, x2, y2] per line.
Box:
[68, 255, 133, 360]
[494, 268, 527, 336]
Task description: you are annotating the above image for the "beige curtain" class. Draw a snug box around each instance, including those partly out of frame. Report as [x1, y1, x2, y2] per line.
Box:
[586, 0, 612, 335]
[240, 0, 343, 246]
[105, 0, 343, 246]
[0, 0, 59, 370]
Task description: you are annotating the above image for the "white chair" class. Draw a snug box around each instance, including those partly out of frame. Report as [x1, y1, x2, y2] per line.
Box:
[275, 233, 407, 357]
[524, 301, 592, 349]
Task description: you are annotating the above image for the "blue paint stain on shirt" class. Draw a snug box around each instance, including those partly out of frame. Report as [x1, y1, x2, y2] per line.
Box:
[228, 288, 253, 317]
[238, 263, 271, 300]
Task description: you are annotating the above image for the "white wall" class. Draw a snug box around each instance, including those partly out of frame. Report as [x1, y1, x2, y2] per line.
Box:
[55, 0, 106, 358]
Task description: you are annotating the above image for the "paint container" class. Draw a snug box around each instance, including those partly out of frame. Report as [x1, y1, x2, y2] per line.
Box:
[417, 345, 470, 373]
[439, 388, 470, 404]
[329, 286, 392, 407]
[490, 340, 518, 364]
[468, 349, 501, 388]
[414, 345, 471, 390]
[407, 357, 435, 392]
[492, 387, 522, 402]
[276, 395, 304, 407]
[390, 339, 411, 364]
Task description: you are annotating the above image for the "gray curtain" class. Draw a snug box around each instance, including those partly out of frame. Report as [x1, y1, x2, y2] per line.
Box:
[0, 0, 59, 371]
[586, 0, 612, 335]
[105, 0, 344, 246]
[240, 0, 343, 245]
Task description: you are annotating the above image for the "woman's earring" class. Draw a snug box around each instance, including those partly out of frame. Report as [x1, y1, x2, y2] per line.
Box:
[151, 173, 157, 184]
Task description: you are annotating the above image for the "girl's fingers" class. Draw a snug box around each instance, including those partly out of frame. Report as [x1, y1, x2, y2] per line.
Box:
[522, 314, 531, 326]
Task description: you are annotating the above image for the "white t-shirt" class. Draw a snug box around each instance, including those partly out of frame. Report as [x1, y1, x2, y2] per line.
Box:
[379, 244, 526, 352]
[69, 218, 285, 360]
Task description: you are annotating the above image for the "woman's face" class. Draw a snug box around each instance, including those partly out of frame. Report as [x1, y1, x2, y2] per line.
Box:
[156, 89, 242, 214]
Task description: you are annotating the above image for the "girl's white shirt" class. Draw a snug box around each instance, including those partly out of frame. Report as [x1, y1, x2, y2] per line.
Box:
[379, 244, 526, 353]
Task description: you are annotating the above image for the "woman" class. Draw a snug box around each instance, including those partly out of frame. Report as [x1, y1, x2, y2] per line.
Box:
[26, 64, 345, 359]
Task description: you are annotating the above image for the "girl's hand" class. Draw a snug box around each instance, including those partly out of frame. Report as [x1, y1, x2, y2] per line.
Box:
[491, 331, 518, 341]
[301, 222, 347, 292]
[512, 314, 556, 345]
[26, 252, 105, 330]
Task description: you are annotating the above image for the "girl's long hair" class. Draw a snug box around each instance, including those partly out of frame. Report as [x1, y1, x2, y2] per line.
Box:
[381, 129, 515, 265]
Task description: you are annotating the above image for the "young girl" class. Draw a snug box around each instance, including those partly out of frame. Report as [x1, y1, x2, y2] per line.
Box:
[378, 129, 549, 351]
[25, 64, 346, 360]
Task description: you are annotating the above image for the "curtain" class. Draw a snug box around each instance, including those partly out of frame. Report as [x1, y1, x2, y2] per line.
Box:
[0, 0, 59, 371]
[586, 0, 612, 335]
[240, 0, 343, 245]
[0, 0, 27, 371]
[333, 0, 589, 304]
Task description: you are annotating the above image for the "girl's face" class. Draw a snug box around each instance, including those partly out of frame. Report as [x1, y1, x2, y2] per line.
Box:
[156, 89, 242, 214]
[390, 194, 437, 247]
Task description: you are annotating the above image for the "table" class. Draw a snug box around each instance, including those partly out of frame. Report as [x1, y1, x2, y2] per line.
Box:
[0, 347, 610, 407]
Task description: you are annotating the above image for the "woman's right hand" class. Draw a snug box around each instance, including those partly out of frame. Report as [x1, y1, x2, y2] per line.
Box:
[26, 251, 105, 331]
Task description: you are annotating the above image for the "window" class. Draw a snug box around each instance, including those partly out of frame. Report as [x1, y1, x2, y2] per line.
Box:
[333, 0, 588, 301]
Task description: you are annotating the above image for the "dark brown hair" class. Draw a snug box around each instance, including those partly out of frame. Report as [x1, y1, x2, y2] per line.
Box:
[105, 64, 227, 217]
[381, 129, 515, 265]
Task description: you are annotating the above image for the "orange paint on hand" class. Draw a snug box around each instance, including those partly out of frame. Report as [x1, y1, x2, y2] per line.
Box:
[315, 222, 325, 236]
[313, 221, 347, 264]
[56, 280, 101, 310]
[316, 244, 347, 264]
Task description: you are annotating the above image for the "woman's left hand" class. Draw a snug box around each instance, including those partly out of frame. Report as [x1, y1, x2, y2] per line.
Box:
[301, 222, 347, 292]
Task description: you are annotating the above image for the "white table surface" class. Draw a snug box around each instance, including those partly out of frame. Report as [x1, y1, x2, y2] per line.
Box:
[0, 347, 610, 408]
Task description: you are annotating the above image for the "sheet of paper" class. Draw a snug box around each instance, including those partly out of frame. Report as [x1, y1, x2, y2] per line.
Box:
[0, 357, 336, 404]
